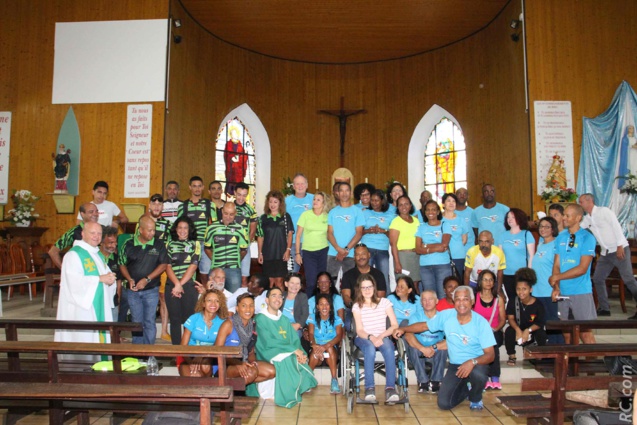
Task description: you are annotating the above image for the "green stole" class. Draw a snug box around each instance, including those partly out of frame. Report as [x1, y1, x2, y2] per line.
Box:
[70, 245, 107, 344]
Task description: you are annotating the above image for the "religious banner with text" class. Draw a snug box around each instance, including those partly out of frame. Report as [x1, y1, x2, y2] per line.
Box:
[124, 105, 152, 198]
[0, 112, 12, 204]
[534, 101, 575, 195]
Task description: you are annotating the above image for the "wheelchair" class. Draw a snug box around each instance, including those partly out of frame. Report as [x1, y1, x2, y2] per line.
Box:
[340, 320, 410, 414]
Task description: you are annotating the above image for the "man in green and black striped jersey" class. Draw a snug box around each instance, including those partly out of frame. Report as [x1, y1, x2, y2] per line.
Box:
[204, 203, 248, 293]
[234, 182, 257, 286]
[177, 176, 215, 283]
[48, 202, 100, 269]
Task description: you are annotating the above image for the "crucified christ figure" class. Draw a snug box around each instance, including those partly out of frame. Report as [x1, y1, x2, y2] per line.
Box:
[319, 97, 366, 167]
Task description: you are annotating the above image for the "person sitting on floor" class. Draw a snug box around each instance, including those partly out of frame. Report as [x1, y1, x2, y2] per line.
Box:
[178, 289, 229, 377]
[215, 293, 275, 387]
[395, 286, 495, 411]
[254, 287, 317, 408]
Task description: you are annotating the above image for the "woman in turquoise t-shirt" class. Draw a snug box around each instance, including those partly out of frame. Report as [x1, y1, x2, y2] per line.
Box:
[361, 190, 393, 284]
[307, 293, 343, 394]
[179, 289, 229, 377]
[416, 200, 452, 299]
[295, 191, 331, 296]
[499, 208, 536, 304]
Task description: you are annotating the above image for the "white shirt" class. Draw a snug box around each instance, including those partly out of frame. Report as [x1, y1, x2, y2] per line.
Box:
[580, 205, 628, 255]
[227, 287, 267, 314]
[77, 200, 121, 227]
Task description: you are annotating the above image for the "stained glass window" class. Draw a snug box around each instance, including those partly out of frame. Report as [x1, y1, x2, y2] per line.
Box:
[215, 118, 256, 208]
[424, 118, 466, 203]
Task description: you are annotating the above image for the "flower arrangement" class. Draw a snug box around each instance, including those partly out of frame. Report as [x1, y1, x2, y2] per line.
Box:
[7, 189, 40, 226]
[281, 177, 294, 197]
[541, 187, 578, 203]
[616, 173, 637, 195]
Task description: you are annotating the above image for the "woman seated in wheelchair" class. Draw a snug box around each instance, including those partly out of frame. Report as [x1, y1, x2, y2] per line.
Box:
[307, 293, 343, 394]
[352, 273, 400, 403]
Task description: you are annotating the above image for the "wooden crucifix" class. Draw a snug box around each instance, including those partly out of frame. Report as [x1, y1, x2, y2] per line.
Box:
[319, 97, 366, 167]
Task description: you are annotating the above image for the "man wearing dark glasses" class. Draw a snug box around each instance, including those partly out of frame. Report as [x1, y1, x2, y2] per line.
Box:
[549, 204, 597, 344]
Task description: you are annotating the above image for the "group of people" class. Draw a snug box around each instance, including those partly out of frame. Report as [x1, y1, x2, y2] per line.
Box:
[51, 174, 637, 411]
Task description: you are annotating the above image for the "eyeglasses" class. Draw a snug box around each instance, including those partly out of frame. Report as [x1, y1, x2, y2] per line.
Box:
[360, 285, 374, 290]
[539, 225, 552, 229]
[568, 233, 576, 248]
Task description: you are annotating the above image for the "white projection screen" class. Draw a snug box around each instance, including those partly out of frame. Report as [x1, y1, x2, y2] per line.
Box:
[53, 19, 168, 104]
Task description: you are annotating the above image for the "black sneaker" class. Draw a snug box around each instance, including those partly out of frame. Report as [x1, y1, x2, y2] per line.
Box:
[597, 309, 611, 317]
[429, 381, 441, 393]
[629, 312, 637, 320]
[418, 382, 428, 393]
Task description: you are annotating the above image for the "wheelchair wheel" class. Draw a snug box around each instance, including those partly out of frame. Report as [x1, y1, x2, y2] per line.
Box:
[341, 332, 350, 396]
[347, 391, 355, 414]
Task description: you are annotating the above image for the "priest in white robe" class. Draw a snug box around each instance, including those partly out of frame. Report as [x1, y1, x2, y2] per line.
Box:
[55, 222, 117, 347]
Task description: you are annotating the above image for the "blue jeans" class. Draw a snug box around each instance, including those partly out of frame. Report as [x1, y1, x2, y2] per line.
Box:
[438, 363, 489, 410]
[302, 247, 328, 296]
[354, 336, 396, 389]
[198, 241, 211, 274]
[536, 296, 565, 344]
[409, 346, 448, 383]
[118, 288, 130, 322]
[223, 268, 242, 293]
[240, 249, 251, 277]
[452, 258, 464, 281]
[290, 242, 301, 273]
[419, 264, 452, 299]
[368, 248, 390, 286]
[127, 286, 160, 345]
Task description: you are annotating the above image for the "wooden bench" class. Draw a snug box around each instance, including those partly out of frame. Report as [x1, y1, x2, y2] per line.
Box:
[539, 319, 637, 375]
[0, 319, 143, 373]
[0, 341, 257, 425]
[0, 382, 231, 425]
[496, 343, 637, 425]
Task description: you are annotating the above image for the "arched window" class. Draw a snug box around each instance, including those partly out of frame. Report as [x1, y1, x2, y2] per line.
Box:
[407, 105, 466, 205]
[424, 118, 466, 203]
[215, 104, 271, 215]
[215, 118, 256, 208]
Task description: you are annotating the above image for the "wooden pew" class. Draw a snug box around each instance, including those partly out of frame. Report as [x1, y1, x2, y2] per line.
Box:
[0, 318, 141, 343]
[0, 341, 255, 425]
[497, 343, 637, 425]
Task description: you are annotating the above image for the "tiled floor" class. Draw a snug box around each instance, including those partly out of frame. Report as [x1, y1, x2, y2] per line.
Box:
[1, 288, 634, 424]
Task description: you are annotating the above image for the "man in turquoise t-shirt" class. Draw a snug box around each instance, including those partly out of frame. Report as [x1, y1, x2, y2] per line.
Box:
[471, 184, 509, 245]
[285, 173, 314, 273]
[549, 204, 597, 344]
[395, 286, 495, 411]
[326, 182, 364, 279]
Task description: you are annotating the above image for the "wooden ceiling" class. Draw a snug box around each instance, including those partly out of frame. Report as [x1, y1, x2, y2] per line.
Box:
[178, 0, 510, 64]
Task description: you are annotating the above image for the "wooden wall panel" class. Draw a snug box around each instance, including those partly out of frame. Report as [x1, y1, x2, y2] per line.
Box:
[0, 0, 168, 245]
[526, 0, 637, 212]
[166, 0, 531, 213]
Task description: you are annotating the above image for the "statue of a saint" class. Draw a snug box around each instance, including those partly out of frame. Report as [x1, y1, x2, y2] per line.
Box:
[52, 144, 71, 193]
[545, 153, 567, 189]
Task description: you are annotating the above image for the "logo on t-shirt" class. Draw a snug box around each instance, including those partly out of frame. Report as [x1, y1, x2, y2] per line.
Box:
[481, 215, 499, 223]
[450, 224, 459, 232]
[450, 333, 471, 345]
[336, 215, 352, 223]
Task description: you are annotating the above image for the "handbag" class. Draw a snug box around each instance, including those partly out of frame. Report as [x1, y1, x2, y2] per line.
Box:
[442, 221, 461, 280]
[447, 249, 460, 280]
